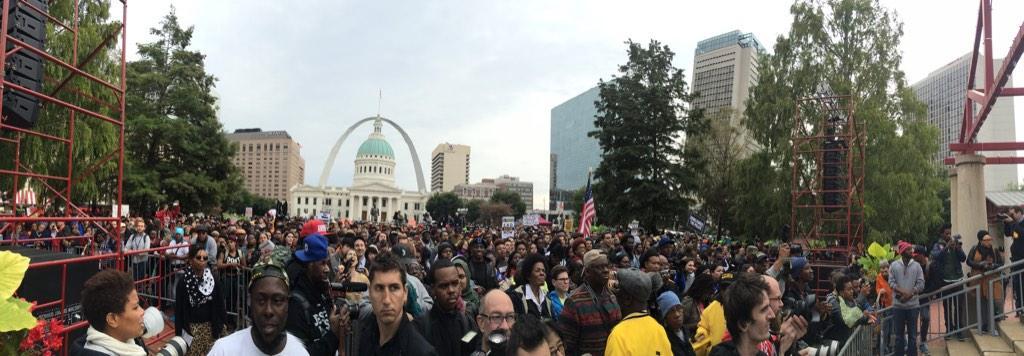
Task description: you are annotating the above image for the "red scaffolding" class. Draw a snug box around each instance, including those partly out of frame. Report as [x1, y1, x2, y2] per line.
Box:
[789, 94, 866, 290]
[0, 0, 139, 353]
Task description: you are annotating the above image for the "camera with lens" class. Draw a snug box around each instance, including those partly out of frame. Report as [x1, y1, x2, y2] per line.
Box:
[331, 281, 368, 319]
[780, 293, 818, 323]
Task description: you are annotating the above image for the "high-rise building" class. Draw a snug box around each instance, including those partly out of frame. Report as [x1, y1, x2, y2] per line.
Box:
[692, 30, 765, 154]
[550, 86, 602, 207]
[226, 128, 305, 202]
[430, 143, 471, 192]
[912, 53, 1018, 190]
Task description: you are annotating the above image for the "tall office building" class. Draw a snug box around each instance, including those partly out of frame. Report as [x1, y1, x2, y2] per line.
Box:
[550, 86, 602, 209]
[430, 143, 471, 192]
[226, 128, 305, 201]
[912, 53, 1018, 190]
[691, 30, 765, 154]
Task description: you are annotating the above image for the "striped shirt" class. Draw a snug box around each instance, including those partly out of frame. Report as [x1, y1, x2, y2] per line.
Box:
[556, 283, 622, 356]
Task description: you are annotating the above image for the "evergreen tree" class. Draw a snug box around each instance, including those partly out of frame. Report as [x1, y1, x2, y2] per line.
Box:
[124, 9, 242, 215]
[590, 39, 706, 230]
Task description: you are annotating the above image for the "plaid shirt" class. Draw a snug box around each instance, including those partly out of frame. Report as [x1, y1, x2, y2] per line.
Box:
[556, 283, 621, 355]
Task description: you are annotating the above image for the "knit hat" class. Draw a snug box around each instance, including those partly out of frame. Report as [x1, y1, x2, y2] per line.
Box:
[657, 291, 682, 319]
[790, 256, 808, 278]
[615, 268, 654, 303]
[896, 241, 913, 255]
[978, 230, 990, 241]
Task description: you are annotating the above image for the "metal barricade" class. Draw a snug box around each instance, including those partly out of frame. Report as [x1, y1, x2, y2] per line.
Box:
[836, 325, 873, 356]
[845, 258, 1024, 356]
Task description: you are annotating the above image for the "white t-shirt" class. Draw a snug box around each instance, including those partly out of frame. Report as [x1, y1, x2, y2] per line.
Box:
[207, 327, 309, 356]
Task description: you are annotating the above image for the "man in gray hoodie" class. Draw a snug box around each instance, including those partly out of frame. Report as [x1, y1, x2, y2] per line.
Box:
[889, 241, 925, 356]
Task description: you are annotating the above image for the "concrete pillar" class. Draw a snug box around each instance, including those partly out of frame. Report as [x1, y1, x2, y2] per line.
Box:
[955, 153, 986, 269]
[949, 167, 958, 235]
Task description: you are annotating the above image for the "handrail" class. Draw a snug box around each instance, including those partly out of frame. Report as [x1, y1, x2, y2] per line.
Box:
[872, 256, 1024, 316]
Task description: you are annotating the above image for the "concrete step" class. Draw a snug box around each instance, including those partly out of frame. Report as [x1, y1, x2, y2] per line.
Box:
[995, 319, 1024, 354]
[969, 329, 1014, 354]
[944, 338, 981, 356]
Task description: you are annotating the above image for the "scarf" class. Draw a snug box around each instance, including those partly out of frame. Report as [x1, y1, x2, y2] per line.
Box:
[839, 296, 862, 328]
[184, 267, 215, 307]
[84, 326, 146, 356]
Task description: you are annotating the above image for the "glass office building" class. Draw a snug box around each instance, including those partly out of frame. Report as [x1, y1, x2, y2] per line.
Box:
[550, 86, 602, 196]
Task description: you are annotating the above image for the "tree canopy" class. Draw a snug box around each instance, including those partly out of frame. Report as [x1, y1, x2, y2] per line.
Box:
[741, 0, 944, 243]
[590, 39, 707, 230]
[490, 190, 526, 217]
[124, 9, 242, 215]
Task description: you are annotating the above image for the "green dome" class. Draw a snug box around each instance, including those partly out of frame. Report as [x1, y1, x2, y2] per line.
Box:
[357, 137, 395, 158]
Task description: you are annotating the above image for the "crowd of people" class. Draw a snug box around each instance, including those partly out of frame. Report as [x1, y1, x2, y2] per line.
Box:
[6, 205, 1024, 356]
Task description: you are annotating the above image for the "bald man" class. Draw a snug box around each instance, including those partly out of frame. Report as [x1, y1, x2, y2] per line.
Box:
[763, 275, 808, 355]
[474, 289, 516, 355]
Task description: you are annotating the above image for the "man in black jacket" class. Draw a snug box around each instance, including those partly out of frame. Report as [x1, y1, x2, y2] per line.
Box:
[357, 253, 437, 356]
[285, 233, 346, 356]
[1002, 206, 1024, 317]
[416, 259, 479, 356]
[468, 237, 498, 291]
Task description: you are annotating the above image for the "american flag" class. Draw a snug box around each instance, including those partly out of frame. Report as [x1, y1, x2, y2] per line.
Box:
[578, 177, 595, 237]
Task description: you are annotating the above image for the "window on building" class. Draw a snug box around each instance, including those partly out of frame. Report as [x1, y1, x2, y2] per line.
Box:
[404, 203, 408, 210]
[363, 197, 368, 206]
[313, 198, 317, 205]
[414, 203, 420, 210]
[346, 199, 350, 207]
[382, 199, 387, 208]
[304, 197, 309, 205]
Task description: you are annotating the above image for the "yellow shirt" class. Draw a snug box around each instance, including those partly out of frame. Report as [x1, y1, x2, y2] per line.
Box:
[692, 300, 727, 356]
[604, 312, 673, 356]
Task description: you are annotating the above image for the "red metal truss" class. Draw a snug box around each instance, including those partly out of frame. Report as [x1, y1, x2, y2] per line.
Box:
[951, 0, 1024, 165]
[790, 95, 866, 293]
[0, 0, 130, 354]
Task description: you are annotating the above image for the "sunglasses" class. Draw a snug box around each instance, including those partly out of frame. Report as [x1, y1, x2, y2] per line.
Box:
[196, 255, 209, 261]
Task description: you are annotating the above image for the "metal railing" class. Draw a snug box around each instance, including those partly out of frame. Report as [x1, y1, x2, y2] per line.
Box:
[838, 257, 1024, 356]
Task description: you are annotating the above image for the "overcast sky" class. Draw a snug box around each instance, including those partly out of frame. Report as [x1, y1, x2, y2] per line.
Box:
[119, 0, 1024, 209]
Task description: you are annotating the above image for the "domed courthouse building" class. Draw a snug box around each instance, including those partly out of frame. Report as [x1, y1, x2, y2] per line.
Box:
[288, 117, 429, 223]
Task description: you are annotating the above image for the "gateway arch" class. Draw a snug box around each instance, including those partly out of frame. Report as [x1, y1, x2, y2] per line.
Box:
[319, 116, 428, 193]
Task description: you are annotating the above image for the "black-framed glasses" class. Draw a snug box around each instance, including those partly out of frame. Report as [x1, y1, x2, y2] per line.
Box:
[479, 313, 516, 325]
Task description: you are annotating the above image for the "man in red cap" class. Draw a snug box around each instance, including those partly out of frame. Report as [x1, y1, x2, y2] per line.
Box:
[888, 241, 924, 356]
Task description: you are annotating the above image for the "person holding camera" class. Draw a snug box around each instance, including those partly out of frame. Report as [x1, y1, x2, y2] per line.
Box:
[285, 232, 347, 356]
[889, 241, 925, 356]
[967, 230, 1005, 333]
[1001, 206, 1024, 318]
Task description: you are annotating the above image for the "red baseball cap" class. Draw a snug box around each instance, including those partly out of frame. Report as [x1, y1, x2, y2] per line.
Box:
[300, 220, 327, 237]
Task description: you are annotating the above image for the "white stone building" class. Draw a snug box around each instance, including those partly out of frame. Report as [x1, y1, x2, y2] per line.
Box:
[289, 118, 429, 222]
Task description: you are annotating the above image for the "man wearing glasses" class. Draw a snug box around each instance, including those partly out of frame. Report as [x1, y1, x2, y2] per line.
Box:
[473, 289, 517, 356]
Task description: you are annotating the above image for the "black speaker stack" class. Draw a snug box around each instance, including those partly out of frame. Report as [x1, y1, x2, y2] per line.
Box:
[3, 0, 48, 129]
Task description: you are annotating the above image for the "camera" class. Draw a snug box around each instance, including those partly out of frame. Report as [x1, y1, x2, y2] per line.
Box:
[331, 281, 368, 319]
[781, 293, 819, 323]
